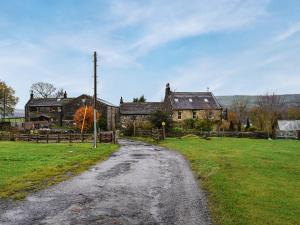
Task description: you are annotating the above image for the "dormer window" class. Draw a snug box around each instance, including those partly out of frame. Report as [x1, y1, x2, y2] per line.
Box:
[189, 98, 193, 102]
[204, 98, 209, 102]
[174, 98, 179, 102]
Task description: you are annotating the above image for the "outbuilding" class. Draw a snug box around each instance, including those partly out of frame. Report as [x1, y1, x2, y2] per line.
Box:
[277, 120, 300, 139]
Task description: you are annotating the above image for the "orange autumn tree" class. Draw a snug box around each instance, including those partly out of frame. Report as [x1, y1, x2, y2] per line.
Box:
[74, 106, 100, 132]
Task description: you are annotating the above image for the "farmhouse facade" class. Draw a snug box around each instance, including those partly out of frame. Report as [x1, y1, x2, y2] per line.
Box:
[119, 101, 162, 129]
[164, 83, 223, 123]
[25, 92, 118, 130]
[118, 83, 223, 129]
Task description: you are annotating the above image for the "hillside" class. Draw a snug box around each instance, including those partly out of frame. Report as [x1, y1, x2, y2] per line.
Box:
[216, 94, 300, 108]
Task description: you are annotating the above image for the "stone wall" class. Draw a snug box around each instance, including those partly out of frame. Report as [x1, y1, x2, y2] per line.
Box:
[120, 115, 151, 129]
[172, 109, 222, 122]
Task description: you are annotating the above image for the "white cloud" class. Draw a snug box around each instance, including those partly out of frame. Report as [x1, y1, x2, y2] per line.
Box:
[162, 38, 300, 96]
[274, 21, 300, 42]
[109, 0, 270, 55]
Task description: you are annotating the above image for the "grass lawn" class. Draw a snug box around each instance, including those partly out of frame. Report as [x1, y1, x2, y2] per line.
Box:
[0, 142, 118, 200]
[133, 136, 300, 225]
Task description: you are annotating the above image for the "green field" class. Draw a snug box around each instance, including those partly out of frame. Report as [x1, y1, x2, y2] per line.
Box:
[132, 136, 300, 225]
[0, 142, 118, 199]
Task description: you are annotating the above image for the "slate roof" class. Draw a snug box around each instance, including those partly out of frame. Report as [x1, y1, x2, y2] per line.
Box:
[26, 98, 73, 107]
[97, 98, 117, 107]
[169, 92, 222, 110]
[120, 102, 163, 115]
[278, 120, 300, 131]
[27, 95, 116, 107]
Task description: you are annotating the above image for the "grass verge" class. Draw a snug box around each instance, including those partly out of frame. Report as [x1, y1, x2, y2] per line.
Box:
[0, 142, 118, 200]
[131, 136, 300, 225]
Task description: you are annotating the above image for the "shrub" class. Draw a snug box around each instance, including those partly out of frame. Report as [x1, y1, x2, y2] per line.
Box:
[195, 119, 213, 131]
[149, 110, 172, 130]
[183, 119, 195, 129]
[248, 126, 258, 132]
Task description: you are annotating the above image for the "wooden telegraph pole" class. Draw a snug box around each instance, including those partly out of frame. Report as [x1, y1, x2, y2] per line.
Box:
[93, 51, 97, 148]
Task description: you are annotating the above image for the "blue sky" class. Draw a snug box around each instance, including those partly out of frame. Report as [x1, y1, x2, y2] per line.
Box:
[0, 0, 300, 108]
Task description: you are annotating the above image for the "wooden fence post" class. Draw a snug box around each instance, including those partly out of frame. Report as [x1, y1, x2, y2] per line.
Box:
[36, 134, 39, 143]
[46, 134, 49, 143]
[69, 133, 72, 143]
[57, 134, 60, 143]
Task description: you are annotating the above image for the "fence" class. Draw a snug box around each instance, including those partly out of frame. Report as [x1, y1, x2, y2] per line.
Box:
[0, 131, 116, 143]
[134, 129, 269, 139]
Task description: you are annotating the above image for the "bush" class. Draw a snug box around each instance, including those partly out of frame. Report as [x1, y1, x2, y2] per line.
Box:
[195, 119, 213, 131]
[183, 119, 195, 129]
[248, 126, 258, 132]
[149, 110, 173, 130]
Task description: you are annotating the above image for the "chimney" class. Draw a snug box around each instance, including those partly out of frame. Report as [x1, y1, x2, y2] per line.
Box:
[120, 97, 124, 104]
[30, 90, 34, 99]
[165, 83, 171, 96]
[64, 91, 67, 98]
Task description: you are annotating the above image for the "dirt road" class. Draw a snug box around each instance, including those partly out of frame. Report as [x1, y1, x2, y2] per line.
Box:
[0, 139, 210, 225]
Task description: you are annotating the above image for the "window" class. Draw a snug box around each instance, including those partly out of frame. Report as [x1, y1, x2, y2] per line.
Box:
[178, 111, 182, 120]
[30, 106, 37, 112]
[189, 98, 193, 102]
[39, 107, 50, 113]
[192, 111, 197, 119]
[50, 106, 57, 112]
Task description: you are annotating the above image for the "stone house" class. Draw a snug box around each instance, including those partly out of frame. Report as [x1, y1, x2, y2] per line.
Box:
[163, 83, 223, 124]
[25, 92, 118, 130]
[119, 101, 163, 129]
[118, 83, 223, 130]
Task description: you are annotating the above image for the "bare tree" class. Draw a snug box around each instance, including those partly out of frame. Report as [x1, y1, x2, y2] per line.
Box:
[31, 82, 57, 98]
[256, 93, 286, 138]
[55, 88, 65, 98]
[230, 96, 249, 131]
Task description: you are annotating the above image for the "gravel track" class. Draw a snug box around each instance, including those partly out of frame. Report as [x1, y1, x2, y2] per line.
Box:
[0, 139, 210, 225]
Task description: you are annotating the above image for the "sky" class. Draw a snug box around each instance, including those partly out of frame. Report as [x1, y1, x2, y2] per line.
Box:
[0, 0, 300, 109]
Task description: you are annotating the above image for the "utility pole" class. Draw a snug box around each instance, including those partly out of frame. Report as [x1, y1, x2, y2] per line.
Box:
[93, 51, 97, 148]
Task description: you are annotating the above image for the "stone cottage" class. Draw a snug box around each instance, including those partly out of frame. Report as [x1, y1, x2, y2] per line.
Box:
[163, 83, 223, 124]
[118, 83, 223, 129]
[25, 92, 118, 130]
[119, 100, 163, 129]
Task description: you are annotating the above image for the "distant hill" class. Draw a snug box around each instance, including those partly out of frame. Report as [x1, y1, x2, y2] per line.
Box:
[216, 94, 300, 109]
[6, 109, 25, 118]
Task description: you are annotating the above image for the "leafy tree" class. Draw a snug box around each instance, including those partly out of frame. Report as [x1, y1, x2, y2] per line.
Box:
[138, 95, 146, 102]
[74, 106, 100, 132]
[245, 118, 251, 131]
[98, 116, 107, 131]
[0, 81, 19, 119]
[133, 95, 147, 103]
[31, 82, 57, 98]
[149, 110, 172, 130]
